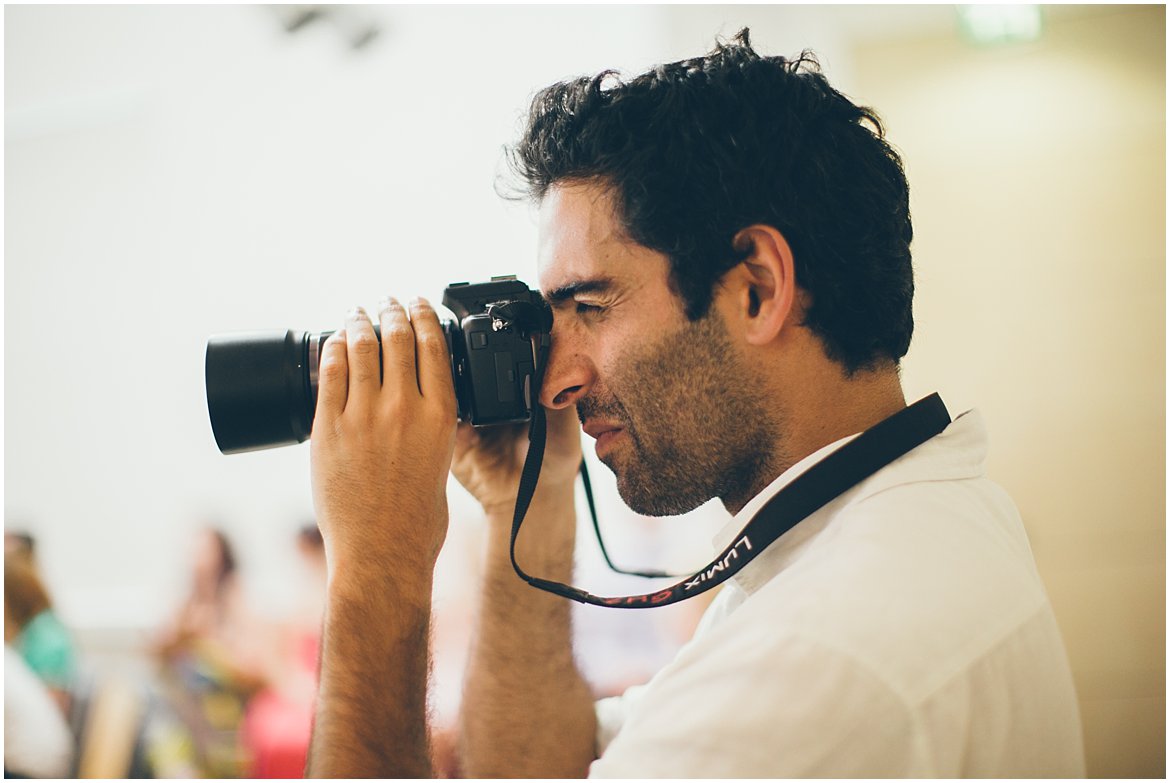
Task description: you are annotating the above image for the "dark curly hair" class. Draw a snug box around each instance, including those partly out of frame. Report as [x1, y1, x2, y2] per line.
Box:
[506, 29, 914, 374]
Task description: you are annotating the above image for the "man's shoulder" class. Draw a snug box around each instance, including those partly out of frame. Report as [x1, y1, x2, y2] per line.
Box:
[720, 467, 1055, 699]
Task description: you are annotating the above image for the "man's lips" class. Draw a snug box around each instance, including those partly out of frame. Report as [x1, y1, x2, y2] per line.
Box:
[582, 421, 623, 440]
[583, 421, 625, 456]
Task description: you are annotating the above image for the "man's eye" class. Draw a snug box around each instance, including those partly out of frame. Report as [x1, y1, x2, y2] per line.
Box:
[575, 302, 605, 315]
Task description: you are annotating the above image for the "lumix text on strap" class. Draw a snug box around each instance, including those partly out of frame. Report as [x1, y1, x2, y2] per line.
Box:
[509, 391, 952, 609]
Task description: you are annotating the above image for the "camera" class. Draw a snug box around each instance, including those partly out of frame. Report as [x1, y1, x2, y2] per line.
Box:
[205, 276, 551, 454]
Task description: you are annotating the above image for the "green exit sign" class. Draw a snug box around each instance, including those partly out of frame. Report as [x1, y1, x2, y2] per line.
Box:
[957, 5, 1044, 46]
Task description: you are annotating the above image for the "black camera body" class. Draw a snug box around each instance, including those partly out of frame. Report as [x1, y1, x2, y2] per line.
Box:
[205, 276, 550, 455]
[442, 276, 549, 427]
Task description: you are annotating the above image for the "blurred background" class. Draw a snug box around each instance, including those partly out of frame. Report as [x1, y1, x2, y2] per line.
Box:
[4, 4, 1163, 778]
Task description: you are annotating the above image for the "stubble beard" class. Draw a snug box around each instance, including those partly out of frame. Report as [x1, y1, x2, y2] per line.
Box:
[577, 310, 782, 516]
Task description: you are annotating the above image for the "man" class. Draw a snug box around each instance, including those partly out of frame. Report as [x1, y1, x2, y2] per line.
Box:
[305, 31, 1084, 777]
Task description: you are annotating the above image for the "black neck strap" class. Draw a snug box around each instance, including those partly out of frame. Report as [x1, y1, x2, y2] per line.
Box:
[509, 391, 952, 609]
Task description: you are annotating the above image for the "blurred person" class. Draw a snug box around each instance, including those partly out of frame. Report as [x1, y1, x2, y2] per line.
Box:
[153, 528, 243, 660]
[301, 30, 1083, 778]
[4, 550, 78, 712]
[4, 645, 74, 778]
[239, 524, 325, 778]
[5, 530, 36, 564]
[150, 526, 264, 777]
[291, 523, 328, 625]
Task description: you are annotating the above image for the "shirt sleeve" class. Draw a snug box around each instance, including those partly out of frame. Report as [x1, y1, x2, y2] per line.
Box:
[594, 682, 649, 758]
[588, 630, 927, 778]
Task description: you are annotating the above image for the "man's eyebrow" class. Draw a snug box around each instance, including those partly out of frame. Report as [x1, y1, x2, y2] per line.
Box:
[543, 277, 618, 307]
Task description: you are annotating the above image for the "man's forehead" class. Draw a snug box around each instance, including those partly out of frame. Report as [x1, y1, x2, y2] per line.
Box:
[535, 182, 638, 295]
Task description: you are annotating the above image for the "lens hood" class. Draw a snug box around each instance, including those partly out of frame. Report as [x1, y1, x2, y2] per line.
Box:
[205, 330, 314, 454]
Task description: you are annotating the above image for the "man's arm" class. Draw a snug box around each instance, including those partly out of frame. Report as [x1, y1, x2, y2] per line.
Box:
[453, 411, 597, 778]
[306, 299, 457, 778]
[460, 487, 597, 777]
[311, 567, 432, 777]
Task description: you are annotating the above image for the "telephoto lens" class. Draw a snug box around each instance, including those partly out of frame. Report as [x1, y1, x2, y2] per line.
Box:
[205, 329, 321, 454]
[205, 277, 550, 455]
[206, 322, 462, 454]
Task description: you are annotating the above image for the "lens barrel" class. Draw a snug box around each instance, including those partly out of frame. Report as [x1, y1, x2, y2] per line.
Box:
[206, 278, 546, 455]
[205, 330, 314, 454]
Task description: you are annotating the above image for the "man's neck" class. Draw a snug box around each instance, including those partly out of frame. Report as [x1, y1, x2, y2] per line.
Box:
[788, 367, 908, 462]
[721, 362, 907, 515]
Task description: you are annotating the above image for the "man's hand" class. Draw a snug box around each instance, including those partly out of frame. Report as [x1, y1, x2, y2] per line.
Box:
[306, 297, 456, 778]
[451, 404, 583, 516]
[311, 298, 457, 587]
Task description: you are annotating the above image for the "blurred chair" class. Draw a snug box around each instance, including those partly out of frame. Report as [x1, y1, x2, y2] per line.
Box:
[74, 674, 145, 778]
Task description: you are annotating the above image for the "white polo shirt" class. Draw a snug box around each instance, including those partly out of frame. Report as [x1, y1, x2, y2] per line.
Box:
[589, 410, 1085, 777]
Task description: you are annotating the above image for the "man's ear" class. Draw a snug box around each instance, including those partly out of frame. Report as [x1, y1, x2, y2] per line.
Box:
[729, 225, 798, 346]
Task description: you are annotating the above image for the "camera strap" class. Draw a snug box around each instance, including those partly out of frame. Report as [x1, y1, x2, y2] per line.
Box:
[579, 460, 680, 579]
[509, 389, 951, 608]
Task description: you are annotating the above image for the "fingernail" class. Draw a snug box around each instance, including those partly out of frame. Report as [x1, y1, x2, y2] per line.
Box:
[411, 296, 429, 308]
[379, 296, 399, 310]
[348, 306, 367, 320]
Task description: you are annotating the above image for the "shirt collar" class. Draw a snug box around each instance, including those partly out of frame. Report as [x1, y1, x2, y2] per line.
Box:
[711, 407, 989, 597]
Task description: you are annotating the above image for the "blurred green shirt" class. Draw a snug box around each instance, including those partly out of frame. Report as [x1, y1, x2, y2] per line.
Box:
[15, 610, 77, 690]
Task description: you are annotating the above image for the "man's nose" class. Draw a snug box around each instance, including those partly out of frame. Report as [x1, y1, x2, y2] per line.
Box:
[538, 340, 595, 410]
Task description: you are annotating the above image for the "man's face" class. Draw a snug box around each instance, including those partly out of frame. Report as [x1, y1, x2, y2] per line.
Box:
[537, 182, 777, 515]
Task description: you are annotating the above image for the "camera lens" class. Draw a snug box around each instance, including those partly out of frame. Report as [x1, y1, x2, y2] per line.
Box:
[205, 330, 315, 454]
[205, 321, 466, 454]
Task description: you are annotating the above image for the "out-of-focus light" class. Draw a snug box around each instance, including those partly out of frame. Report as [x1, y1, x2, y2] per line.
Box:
[957, 5, 1043, 46]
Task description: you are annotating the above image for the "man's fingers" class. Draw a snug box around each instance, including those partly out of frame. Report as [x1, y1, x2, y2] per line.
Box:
[345, 307, 381, 409]
[545, 404, 585, 468]
[547, 404, 582, 436]
[315, 330, 349, 423]
[476, 421, 528, 451]
[378, 297, 417, 399]
[454, 422, 476, 454]
[410, 297, 456, 411]
[318, 296, 455, 421]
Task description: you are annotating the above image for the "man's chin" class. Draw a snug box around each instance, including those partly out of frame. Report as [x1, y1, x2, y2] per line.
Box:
[596, 442, 706, 516]
[611, 467, 709, 518]
[598, 453, 644, 509]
